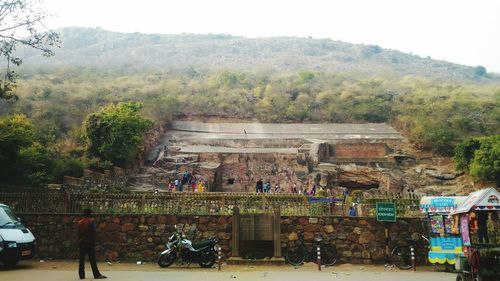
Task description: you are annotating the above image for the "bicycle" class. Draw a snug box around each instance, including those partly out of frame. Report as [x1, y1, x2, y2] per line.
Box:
[387, 235, 429, 270]
[285, 231, 338, 267]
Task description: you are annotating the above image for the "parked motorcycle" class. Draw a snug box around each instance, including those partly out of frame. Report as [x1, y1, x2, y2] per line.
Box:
[157, 224, 218, 268]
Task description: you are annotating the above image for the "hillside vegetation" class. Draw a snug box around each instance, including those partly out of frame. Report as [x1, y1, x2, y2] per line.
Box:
[0, 27, 499, 187]
[15, 27, 499, 82]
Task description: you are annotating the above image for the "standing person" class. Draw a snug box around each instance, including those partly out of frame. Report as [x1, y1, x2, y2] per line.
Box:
[190, 176, 197, 192]
[78, 209, 107, 279]
[477, 212, 489, 243]
[348, 205, 357, 217]
[256, 179, 263, 193]
[292, 183, 298, 194]
[174, 178, 181, 192]
[264, 181, 271, 193]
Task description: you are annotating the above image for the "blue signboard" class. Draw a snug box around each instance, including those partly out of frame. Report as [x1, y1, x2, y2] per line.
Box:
[430, 198, 455, 208]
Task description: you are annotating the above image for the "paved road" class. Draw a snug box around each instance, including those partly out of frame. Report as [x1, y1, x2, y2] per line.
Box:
[0, 261, 456, 281]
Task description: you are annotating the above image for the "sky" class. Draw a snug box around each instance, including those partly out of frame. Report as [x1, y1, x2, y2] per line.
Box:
[43, 0, 500, 73]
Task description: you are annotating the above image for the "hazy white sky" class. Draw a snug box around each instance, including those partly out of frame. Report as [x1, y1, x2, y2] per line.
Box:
[44, 0, 500, 72]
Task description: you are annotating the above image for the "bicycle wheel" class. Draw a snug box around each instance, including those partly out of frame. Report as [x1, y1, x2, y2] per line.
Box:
[320, 246, 338, 266]
[390, 246, 412, 270]
[286, 246, 306, 266]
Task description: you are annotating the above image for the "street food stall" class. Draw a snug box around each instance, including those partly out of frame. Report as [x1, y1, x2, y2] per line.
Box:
[419, 196, 467, 269]
[451, 188, 500, 281]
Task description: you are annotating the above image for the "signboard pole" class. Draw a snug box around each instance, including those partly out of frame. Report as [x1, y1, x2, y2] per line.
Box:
[384, 224, 389, 264]
[376, 202, 396, 265]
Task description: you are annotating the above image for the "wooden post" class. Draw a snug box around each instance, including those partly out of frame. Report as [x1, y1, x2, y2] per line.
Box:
[232, 206, 240, 257]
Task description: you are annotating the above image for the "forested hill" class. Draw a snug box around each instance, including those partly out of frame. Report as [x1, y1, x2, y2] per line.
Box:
[16, 27, 498, 83]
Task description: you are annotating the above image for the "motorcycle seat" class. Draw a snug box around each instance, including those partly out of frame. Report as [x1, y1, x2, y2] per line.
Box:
[192, 239, 215, 250]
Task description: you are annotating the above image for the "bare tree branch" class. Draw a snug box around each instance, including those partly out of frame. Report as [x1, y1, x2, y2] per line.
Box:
[0, 0, 59, 102]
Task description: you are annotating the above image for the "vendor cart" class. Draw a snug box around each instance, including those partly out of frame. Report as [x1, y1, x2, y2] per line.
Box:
[419, 196, 467, 270]
[451, 188, 500, 281]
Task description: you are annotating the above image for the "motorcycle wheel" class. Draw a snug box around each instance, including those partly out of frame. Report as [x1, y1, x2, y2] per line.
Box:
[158, 252, 176, 268]
[198, 250, 216, 268]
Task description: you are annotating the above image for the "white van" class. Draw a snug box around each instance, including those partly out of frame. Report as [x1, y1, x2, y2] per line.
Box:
[0, 203, 36, 267]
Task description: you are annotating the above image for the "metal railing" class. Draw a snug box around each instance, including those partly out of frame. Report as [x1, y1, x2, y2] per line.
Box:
[0, 190, 422, 217]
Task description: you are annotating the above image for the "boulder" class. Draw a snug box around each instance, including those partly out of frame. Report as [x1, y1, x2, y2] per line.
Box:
[323, 225, 335, 234]
[359, 232, 375, 244]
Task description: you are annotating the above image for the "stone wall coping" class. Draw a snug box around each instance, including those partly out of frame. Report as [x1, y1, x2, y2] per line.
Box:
[18, 213, 424, 220]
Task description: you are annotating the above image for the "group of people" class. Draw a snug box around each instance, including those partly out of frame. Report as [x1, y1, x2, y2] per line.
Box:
[166, 171, 206, 192]
[254, 180, 320, 196]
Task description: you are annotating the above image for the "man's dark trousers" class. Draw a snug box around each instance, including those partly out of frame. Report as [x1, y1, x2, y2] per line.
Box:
[79, 243, 101, 278]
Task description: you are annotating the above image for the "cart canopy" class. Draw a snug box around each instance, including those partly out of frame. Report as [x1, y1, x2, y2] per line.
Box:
[419, 196, 467, 213]
[452, 187, 500, 214]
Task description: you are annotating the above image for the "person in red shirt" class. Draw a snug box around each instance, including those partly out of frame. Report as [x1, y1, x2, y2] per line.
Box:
[78, 208, 107, 279]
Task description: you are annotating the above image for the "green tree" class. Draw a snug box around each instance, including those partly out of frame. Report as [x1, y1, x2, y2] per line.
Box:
[410, 117, 456, 155]
[17, 143, 54, 186]
[83, 102, 153, 166]
[0, 114, 54, 186]
[468, 135, 499, 185]
[0, 0, 60, 102]
[0, 114, 35, 181]
[454, 138, 482, 172]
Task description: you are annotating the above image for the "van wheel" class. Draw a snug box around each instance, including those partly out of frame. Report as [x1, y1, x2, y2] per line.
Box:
[4, 260, 19, 268]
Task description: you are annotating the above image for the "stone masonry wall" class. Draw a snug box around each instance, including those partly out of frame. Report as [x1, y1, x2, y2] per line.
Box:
[19, 214, 426, 265]
[216, 153, 310, 192]
[281, 216, 428, 264]
[20, 214, 232, 262]
[332, 143, 387, 159]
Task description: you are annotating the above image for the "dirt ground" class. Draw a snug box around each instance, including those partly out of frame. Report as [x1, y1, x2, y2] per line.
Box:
[0, 260, 457, 281]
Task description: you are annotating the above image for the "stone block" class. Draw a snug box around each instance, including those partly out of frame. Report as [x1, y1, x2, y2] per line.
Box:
[298, 217, 309, 226]
[359, 232, 375, 244]
[347, 233, 359, 242]
[121, 223, 135, 232]
[217, 232, 231, 240]
[361, 250, 371, 259]
[353, 227, 362, 235]
[351, 243, 364, 252]
[303, 232, 315, 242]
[105, 223, 119, 232]
[157, 216, 168, 224]
[323, 225, 334, 233]
[358, 219, 369, 226]
[138, 225, 149, 232]
[304, 224, 320, 232]
[146, 216, 156, 225]
[342, 250, 353, 258]
[167, 215, 177, 225]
